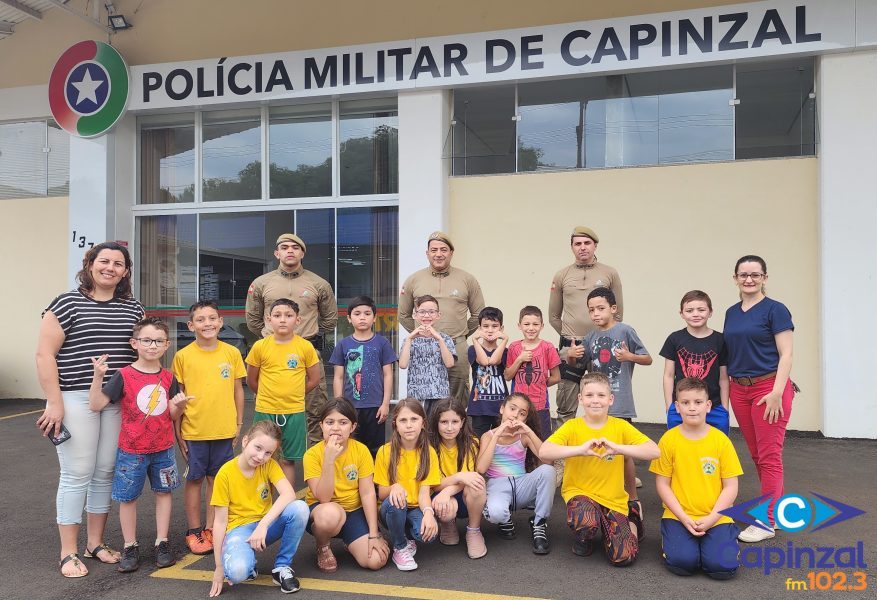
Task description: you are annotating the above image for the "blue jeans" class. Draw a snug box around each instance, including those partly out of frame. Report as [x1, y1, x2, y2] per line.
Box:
[221, 500, 309, 583]
[379, 499, 436, 551]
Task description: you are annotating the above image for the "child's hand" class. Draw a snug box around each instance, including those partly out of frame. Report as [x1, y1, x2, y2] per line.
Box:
[389, 483, 408, 509]
[247, 523, 268, 551]
[323, 434, 344, 462]
[232, 426, 241, 449]
[170, 392, 189, 412]
[581, 438, 617, 458]
[694, 512, 720, 532]
[456, 471, 486, 491]
[432, 491, 455, 521]
[422, 325, 441, 340]
[496, 329, 508, 343]
[420, 510, 438, 541]
[519, 350, 533, 363]
[680, 514, 704, 537]
[177, 438, 189, 461]
[91, 354, 110, 377]
[613, 342, 634, 362]
[568, 339, 585, 360]
[376, 402, 390, 424]
[209, 565, 226, 596]
[367, 535, 389, 563]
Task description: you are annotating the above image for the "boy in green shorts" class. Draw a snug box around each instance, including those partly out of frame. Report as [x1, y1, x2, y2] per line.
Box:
[246, 298, 321, 483]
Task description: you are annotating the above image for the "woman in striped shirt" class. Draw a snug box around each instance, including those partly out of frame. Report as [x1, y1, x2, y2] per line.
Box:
[36, 242, 144, 577]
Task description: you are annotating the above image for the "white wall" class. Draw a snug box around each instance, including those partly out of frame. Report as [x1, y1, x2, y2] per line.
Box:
[818, 50, 877, 439]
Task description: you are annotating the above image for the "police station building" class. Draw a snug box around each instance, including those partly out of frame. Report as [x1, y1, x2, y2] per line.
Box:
[1, 0, 874, 438]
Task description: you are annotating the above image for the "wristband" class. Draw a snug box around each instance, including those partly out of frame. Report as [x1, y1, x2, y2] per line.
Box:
[422, 506, 434, 514]
[368, 534, 382, 539]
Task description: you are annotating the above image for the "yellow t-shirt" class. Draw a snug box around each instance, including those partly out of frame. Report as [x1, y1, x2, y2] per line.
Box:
[245, 335, 318, 414]
[437, 439, 477, 478]
[373, 443, 441, 507]
[303, 439, 374, 511]
[547, 417, 650, 513]
[172, 341, 246, 440]
[210, 457, 286, 532]
[649, 427, 743, 525]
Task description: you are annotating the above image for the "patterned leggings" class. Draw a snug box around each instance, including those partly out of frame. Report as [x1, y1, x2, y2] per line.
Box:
[567, 495, 638, 566]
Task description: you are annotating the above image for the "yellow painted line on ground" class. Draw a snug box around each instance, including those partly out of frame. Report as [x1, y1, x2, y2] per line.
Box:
[0, 409, 43, 421]
[152, 553, 549, 600]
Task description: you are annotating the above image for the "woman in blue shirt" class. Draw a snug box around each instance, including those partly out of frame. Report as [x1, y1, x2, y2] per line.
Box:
[723, 255, 794, 544]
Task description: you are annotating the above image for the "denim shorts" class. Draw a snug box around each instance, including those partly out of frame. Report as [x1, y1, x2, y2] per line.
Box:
[185, 439, 234, 480]
[112, 447, 180, 502]
[306, 505, 370, 545]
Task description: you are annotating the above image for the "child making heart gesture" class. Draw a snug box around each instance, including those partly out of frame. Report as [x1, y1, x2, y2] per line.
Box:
[539, 373, 659, 567]
[477, 393, 556, 555]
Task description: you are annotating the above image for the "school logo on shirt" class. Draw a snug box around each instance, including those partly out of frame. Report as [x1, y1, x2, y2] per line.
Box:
[701, 456, 719, 475]
[219, 363, 232, 379]
[287, 354, 300, 369]
[136, 382, 168, 420]
[343, 464, 358, 481]
[257, 481, 270, 501]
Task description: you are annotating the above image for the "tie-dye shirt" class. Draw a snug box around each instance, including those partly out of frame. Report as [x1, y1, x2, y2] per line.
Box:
[485, 437, 527, 478]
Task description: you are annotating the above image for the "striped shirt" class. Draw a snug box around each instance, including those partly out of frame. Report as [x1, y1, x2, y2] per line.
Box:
[43, 290, 145, 391]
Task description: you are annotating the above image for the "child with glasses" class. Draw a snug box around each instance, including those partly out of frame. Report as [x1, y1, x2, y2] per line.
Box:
[399, 295, 457, 416]
[89, 317, 189, 573]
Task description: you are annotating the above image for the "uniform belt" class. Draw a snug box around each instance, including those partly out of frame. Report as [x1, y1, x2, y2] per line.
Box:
[731, 371, 777, 386]
[558, 336, 583, 349]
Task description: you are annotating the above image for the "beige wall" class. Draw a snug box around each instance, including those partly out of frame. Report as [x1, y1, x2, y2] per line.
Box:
[0, 197, 69, 398]
[449, 158, 820, 431]
[0, 0, 761, 89]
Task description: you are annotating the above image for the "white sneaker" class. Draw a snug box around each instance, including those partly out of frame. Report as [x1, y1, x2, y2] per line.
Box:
[392, 546, 418, 571]
[738, 521, 775, 543]
[635, 477, 643, 488]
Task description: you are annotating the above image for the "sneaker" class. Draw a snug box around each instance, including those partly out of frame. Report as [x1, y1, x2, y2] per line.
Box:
[439, 520, 460, 545]
[497, 518, 516, 540]
[117, 544, 140, 573]
[271, 566, 301, 593]
[572, 538, 594, 557]
[635, 476, 643, 488]
[405, 538, 417, 557]
[738, 521, 776, 543]
[315, 543, 338, 573]
[465, 528, 487, 559]
[628, 500, 645, 541]
[185, 528, 213, 555]
[204, 528, 214, 543]
[155, 540, 176, 568]
[529, 516, 550, 555]
[392, 546, 418, 571]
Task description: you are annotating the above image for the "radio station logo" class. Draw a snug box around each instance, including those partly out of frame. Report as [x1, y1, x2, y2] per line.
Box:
[721, 492, 865, 533]
[49, 40, 129, 138]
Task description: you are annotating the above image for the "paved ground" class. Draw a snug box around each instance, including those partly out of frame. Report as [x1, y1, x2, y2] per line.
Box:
[2, 398, 874, 600]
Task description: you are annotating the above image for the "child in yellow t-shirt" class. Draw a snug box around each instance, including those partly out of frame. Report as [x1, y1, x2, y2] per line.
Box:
[303, 398, 389, 573]
[245, 298, 321, 484]
[539, 372, 659, 566]
[427, 397, 487, 559]
[209, 420, 309, 595]
[374, 398, 441, 571]
[172, 300, 246, 556]
[649, 377, 743, 579]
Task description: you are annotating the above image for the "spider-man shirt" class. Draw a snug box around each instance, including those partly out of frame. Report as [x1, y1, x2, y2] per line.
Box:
[507, 340, 560, 411]
[659, 329, 727, 405]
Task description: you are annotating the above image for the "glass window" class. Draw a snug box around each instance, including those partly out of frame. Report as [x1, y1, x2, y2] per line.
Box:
[339, 99, 398, 195]
[0, 120, 47, 199]
[139, 114, 195, 204]
[736, 59, 816, 159]
[269, 103, 332, 198]
[202, 109, 262, 202]
[47, 121, 70, 196]
[296, 209, 335, 290]
[451, 85, 516, 175]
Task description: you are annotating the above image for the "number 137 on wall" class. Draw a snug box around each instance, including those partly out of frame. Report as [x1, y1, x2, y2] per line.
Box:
[72, 231, 94, 249]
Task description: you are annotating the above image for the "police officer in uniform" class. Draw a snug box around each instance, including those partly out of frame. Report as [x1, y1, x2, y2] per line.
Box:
[549, 226, 624, 426]
[398, 231, 485, 405]
[246, 233, 338, 447]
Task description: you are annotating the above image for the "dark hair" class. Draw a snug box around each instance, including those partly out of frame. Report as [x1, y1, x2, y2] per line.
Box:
[478, 306, 503, 326]
[587, 287, 616, 307]
[269, 298, 300, 314]
[132, 316, 169, 337]
[321, 397, 358, 425]
[427, 397, 479, 477]
[734, 255, 768, 275]
[499, 392, 541, 473]
[414, 294, 439, 309]
[518, 305, 543, 323]
[675, 377, 710, 398]
[579, 372, 611, 390]
[388, 398, 432, 484]
[348, 295, 376, 314]
[76, 242, 133, 299]
[679, 290, 713, 312]
[244, 420, 282, 448]
[188, 300, 220, 319]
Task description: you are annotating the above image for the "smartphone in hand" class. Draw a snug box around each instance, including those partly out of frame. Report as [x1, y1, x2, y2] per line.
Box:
[48, 423, 72, 445]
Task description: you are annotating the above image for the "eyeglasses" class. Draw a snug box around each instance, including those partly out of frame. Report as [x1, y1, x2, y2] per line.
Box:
[736, 273, 765, 281]
[135, 338, 169, 347]
[415, 309, 439, 316]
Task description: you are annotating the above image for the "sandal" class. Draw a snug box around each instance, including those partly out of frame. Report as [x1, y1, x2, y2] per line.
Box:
[84, 543, 121, 564]
[315, 544, 338, 573]
[60, 553, 88, 578]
